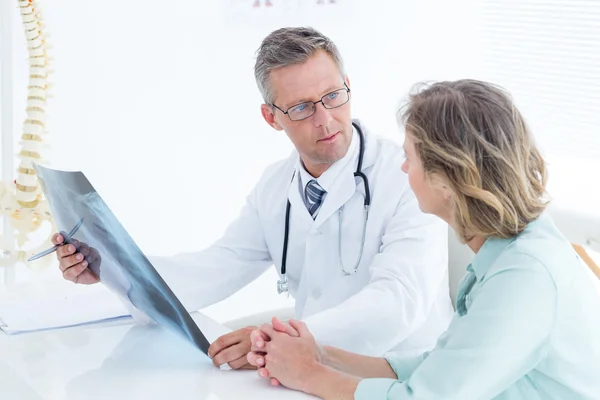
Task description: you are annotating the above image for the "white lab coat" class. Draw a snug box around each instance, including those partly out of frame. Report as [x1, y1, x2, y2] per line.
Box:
[151, 122, 454, 357]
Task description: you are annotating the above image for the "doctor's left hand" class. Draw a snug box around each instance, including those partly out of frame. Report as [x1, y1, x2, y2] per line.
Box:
[209, 326, 259, 369]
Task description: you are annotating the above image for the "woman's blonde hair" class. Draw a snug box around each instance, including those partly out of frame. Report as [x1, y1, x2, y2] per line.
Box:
[400, 79, 549, 242]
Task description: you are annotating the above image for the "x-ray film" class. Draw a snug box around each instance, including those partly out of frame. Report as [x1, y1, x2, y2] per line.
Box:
[34, 164, 210, 355]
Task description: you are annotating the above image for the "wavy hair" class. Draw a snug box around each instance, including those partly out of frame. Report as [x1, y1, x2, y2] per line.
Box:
[400, 80, 549, 242]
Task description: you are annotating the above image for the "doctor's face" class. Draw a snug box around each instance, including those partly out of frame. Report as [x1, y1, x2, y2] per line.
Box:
[401, 132, 452, 219]
[261, 51, 353, 177]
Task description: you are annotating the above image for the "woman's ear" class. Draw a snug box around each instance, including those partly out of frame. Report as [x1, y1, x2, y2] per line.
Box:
[432, 177, 453, 204]
[443, 186, 453, 201]
[440, 184, 453, 203]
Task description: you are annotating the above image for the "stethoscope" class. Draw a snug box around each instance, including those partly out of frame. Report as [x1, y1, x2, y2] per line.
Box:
[277, 122, 371, 295]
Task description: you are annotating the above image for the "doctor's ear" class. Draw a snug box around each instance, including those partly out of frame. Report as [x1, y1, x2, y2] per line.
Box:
[261, 104, 283, 131]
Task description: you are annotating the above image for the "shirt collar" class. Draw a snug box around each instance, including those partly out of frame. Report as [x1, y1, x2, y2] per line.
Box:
[298, 124, 359, 194]
[468, 236, 513, 280]
[468, 213, 549, 280]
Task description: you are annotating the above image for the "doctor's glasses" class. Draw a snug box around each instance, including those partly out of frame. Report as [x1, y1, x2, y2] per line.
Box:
[272, 84, 351, 121]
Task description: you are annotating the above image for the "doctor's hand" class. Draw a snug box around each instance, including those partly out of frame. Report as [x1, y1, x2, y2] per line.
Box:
[52, 233, 101, 285]
[249, 319, 323, 392]
[209, 326, 260, 370]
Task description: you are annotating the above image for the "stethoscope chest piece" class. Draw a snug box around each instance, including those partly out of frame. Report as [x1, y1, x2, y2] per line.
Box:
[277, 275, 290, 296]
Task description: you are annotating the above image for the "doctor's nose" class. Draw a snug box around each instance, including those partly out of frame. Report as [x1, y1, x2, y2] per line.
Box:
[312, 101, 334, 128]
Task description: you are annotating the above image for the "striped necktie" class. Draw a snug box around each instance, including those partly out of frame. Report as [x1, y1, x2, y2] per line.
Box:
[305, 179, 326, 219]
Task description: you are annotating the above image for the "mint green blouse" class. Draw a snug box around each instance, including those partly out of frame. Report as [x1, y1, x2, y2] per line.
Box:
[355, 214, 600, 399]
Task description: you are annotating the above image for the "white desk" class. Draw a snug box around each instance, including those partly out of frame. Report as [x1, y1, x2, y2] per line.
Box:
[0, 313, 314, 400]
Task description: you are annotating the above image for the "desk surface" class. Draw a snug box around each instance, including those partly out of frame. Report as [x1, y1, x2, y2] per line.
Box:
[0, 313, 314, 400]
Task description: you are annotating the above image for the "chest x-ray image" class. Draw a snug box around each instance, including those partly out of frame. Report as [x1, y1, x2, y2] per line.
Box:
[34, 164, 210, 355]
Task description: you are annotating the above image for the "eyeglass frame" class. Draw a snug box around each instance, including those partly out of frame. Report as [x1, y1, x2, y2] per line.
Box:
[271, 83, 351, 121]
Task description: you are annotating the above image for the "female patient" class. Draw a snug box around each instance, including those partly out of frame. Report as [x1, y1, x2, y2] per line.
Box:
[245, 80, 600, 399]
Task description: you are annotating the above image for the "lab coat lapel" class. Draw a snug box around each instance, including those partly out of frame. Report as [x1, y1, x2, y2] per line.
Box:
[313, 165, 356, 229]
[287, 170, 314, 227]
[313, 121, 378, 229]
[354, 120, 378, 172]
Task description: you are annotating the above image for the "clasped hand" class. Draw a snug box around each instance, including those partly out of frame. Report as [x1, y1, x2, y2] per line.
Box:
[246, 317, 324, 392]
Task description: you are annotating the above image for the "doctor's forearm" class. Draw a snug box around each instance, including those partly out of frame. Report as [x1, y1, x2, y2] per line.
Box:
[322, 346, 397, 379]
[305, 298, 419, 356]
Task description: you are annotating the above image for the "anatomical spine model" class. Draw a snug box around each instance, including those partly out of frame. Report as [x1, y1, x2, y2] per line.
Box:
[0, 0, 56, 270]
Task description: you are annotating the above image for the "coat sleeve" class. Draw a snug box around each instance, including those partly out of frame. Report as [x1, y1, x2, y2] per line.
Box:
[148, 184, 273, 313]
[303, 184, 450, 356]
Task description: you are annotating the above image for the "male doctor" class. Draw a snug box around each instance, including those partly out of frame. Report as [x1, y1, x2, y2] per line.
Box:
[53, 27, 453, 370]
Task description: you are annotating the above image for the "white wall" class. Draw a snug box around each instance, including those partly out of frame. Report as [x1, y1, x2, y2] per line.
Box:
[469, 0, 600, 218]
[4, 0, 597, 322]
[5, 0, 480, 322]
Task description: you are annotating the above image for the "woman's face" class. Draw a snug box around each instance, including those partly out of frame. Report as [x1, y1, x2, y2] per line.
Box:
[401, 132, 452, 219]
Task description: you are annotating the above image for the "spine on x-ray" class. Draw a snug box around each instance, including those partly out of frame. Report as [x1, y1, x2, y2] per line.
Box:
[15, 0, 50, 208]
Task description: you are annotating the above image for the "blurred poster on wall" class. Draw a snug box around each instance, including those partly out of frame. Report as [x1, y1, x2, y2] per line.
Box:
[226, 0, 356, 30]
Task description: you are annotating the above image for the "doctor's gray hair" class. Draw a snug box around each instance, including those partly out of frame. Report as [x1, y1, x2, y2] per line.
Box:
[400, 79, 549, 243]
[254, 27, 346, 105]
